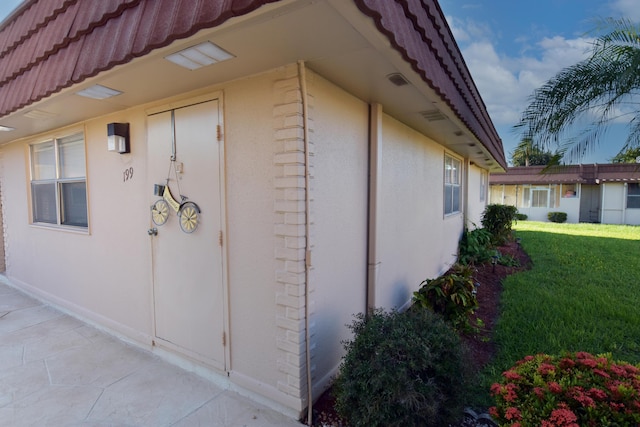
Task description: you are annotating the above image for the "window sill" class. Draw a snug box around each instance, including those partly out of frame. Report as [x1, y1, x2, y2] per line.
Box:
[30, 223, 90, 235]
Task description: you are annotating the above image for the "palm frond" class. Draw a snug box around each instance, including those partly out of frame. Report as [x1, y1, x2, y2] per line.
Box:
[592, 17, 640, 49]
[514, 18, 640, 162]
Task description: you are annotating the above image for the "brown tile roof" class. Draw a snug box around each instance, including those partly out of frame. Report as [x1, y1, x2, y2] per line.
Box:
[354, 0, 506, 169]
[0, 0, 277, 117]
[0, 0, 505, 169]
[490, 164, 640, 185]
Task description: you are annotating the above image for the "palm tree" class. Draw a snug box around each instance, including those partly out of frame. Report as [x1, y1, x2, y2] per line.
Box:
[510, 138, 556, 166]
[609, 146, 640, 163]
[515, 18, 640, 161]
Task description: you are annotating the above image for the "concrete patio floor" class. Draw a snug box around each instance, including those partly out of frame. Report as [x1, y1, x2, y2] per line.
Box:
[0, 278, 303, 426]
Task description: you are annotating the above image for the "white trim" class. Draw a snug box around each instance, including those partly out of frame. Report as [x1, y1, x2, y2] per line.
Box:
[145, 92, 223, 116]
[146, 92, 229, 373]
[444, 152, 463, 217]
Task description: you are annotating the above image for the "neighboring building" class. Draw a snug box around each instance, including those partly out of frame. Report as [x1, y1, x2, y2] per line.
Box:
[490, 164, 640, 224]
[0, 0, 505, 419]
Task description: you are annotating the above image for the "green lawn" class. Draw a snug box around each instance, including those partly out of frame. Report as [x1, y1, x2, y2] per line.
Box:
[474, 221, 640, 406]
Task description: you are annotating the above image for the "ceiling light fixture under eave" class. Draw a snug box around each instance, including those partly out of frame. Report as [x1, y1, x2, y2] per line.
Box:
[24, 109, 57, 120]
[76, 85, 123, 100]
[165, 41, 234, 70]
[0, 125, 15, 131]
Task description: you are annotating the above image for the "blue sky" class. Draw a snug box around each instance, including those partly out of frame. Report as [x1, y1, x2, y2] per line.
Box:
[439, 0, 640, 164]
[0, 0, 22, 25]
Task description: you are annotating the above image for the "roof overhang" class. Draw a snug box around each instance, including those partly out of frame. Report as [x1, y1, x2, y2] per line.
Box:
[490, 164, 640, 185]
[0, 0, 505, 171]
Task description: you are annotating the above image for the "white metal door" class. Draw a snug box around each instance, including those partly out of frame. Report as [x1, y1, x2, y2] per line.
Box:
[147, 99, 225, 369]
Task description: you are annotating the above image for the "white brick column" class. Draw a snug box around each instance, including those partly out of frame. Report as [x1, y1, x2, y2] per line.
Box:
[273, 65, 315, 406]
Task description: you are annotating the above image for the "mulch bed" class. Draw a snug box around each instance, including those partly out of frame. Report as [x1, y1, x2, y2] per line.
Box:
[463, 240, 532, 372]
[304, 240, 532, 427]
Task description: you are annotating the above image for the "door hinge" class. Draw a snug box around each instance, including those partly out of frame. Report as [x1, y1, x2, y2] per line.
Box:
[222, 331, 226, 346]
[216, 124, 222, 142]
[219, 230, 223, 247]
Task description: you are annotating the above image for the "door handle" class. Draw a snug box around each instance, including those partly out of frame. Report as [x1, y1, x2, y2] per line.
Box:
[148, 228, 158, 236]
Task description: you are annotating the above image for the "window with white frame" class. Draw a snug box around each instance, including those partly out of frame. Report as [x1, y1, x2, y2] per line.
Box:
[30, 133, 88, 228]
[444, 154, 461, 215]
[480, 170, 487, 202]
[522, 185, 558, 208]
[531, 187, 548, 207]
[627, 183, 640, 208]
[562, 184, 577, 198]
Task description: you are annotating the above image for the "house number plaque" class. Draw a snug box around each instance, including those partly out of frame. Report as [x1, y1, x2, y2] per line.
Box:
[123, 166, 134, 182]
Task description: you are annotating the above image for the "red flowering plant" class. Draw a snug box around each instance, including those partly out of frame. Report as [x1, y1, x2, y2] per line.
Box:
[489, 352, 640, 426]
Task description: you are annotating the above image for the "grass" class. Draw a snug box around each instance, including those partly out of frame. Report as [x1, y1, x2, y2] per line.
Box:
[472, 221, 640, 408]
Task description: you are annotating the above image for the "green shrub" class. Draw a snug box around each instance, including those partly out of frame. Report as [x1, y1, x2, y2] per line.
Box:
[333, 309, 469, 427]
[515, 212, 528, 221]
[495, 251, 520, 267]
[548, 211, 568, 223]
[490, 352, 640, 426]
[412, 264, 478, 331]
[481, 204, 518, 244]
[459, 227, 494, 265]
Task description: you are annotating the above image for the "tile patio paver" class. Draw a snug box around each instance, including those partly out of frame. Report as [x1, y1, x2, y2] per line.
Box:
[0, 281, 302, 426]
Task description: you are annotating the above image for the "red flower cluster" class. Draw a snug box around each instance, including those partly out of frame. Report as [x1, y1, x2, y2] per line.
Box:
[490, 352, 640, 426]
[537, 363, 556, 376]
[540, 403, 578, 427]
[547, 381, 562, 394]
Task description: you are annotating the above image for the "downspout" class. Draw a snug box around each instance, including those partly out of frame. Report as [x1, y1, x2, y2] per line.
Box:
[601, 182, 606, 224]
[297, 60, 314, 426]
[367, 103, 383, 312]
[622, 183, 627, 224]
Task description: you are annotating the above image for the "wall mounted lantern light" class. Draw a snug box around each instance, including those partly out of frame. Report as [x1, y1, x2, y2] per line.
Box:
[107, 122, 130, 154]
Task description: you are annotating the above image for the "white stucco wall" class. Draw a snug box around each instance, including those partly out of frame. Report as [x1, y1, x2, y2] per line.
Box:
[489, 184, 581, 223]
[467, 164, 488, 228]
[375, 115, 462, 310]
[0, 61, 487, 417]
[1, 116, 153, 342]
[305, 71, 369, 396]
[601, 182, 640, 225]
[625, 208, 640, 225]
[602, 183, 625, 224]
[221, 71, 285, 397]
[558, 194, 581, 223]
[0, 69, 302, 412]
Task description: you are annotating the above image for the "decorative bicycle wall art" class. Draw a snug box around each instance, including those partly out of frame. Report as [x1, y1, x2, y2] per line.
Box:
[150, 111, 201, 234]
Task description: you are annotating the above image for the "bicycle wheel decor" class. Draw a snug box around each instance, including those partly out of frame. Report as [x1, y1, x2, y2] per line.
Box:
[178, 202, 200, 233]
[151, 199, 170, 226]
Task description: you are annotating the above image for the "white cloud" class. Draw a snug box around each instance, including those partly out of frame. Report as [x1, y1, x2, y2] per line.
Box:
[445, 14, 494, 45]
[461, 42, 522, 124]
[447, 10, 593, 130]
[444, 2, 633, 162]
[461, 35, 592, 128]
[611, 0, 640, 22]
[457, 31, 597, 161]
[514, 36, 592, 90]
